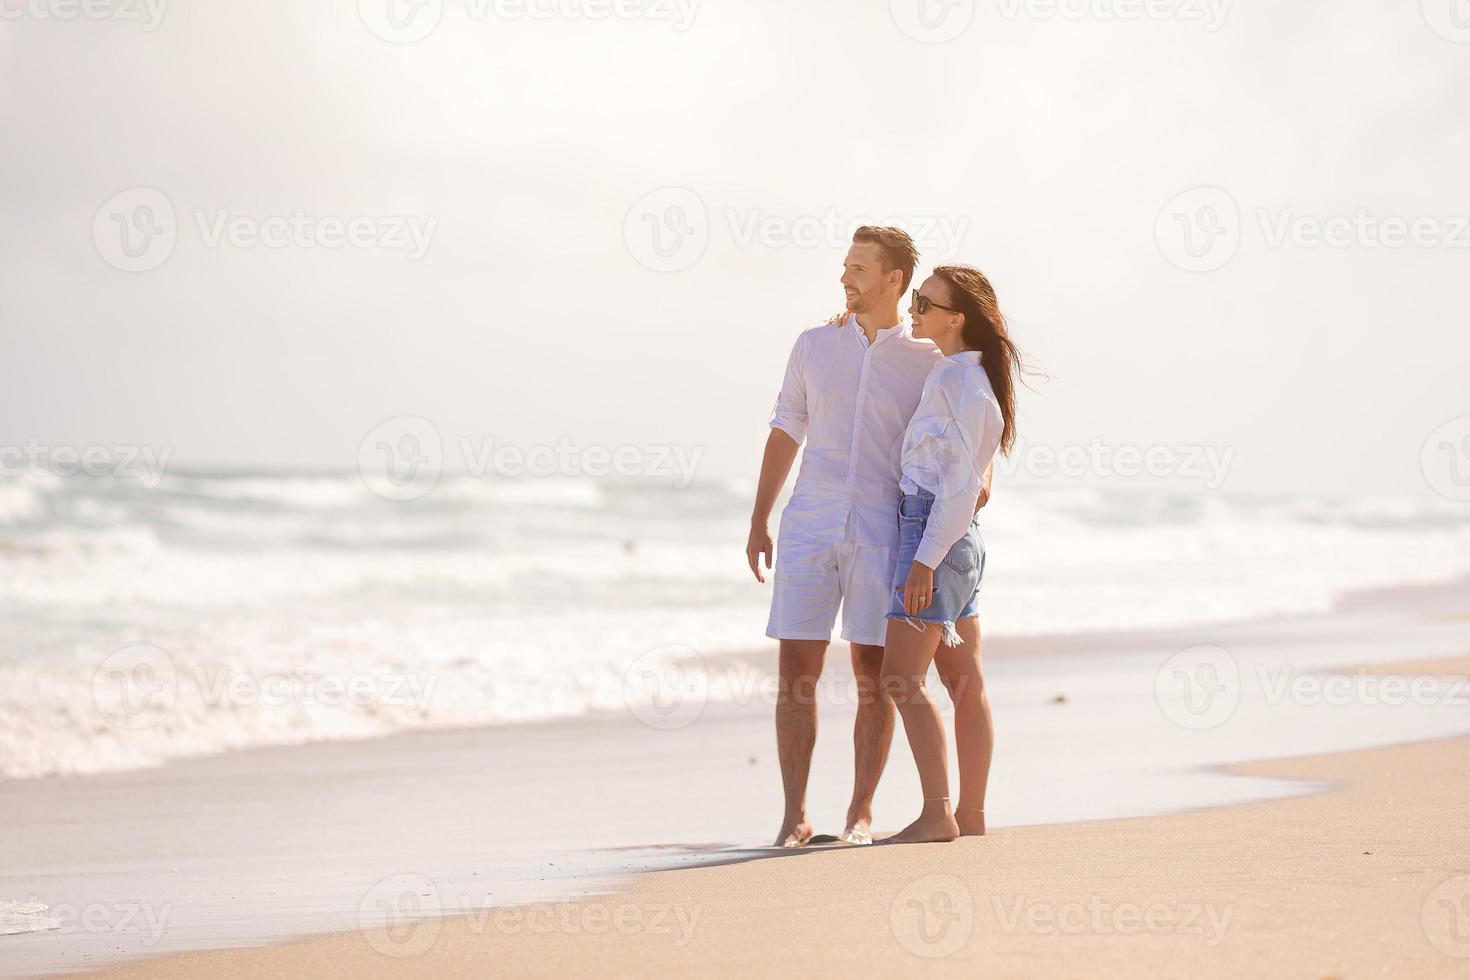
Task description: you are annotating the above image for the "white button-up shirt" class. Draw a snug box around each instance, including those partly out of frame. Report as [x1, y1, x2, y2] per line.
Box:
[769, 315, 940, 548]
[899, 350, 1005, 570]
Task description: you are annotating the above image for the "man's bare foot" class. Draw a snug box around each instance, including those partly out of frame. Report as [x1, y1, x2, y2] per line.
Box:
[882, 811, 964, 846]
[957, 807, 986, 837]
[774, 819, 814, 848]
[840, 816, 873, 845]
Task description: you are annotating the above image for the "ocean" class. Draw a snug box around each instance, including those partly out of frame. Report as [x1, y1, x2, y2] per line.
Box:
[2, 469, 1468, 781]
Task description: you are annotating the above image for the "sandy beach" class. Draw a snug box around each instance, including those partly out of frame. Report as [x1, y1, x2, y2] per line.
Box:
[68, 728, 1470, 979]
[3, 577, 1467, 978]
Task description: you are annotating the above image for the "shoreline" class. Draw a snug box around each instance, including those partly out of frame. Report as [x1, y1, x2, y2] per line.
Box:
[53, 725, 1470, 979]
[4, 576, 1469, 976]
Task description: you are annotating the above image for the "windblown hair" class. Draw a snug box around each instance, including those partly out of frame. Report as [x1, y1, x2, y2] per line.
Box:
[932, 264, 1023, 455]
[852, 225, 920, 293]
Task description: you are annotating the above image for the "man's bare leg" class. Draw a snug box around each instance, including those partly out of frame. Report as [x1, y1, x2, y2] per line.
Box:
[775, 639, 827, 847]
[842, 641, 894, 844]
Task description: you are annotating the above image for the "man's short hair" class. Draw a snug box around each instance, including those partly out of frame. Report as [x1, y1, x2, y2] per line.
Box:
[852, 225, 920, 293]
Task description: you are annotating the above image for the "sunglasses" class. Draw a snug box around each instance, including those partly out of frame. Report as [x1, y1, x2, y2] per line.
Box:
[911, 289, 959, 315]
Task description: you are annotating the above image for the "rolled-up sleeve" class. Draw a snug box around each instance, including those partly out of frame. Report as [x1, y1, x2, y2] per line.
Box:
[913, 379, 1003, 571]
[768, 334, 808, 446]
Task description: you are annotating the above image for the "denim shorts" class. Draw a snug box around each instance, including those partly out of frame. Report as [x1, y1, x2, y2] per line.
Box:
[886, 487, 985, 646]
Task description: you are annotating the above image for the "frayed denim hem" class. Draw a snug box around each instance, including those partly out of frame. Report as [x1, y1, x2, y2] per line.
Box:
[891, 615, 964, 648]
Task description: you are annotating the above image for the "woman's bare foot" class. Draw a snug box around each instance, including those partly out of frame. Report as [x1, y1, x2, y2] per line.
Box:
[957, 807, 986, 837]
[774, 819, 814, 848]
[886, 801, 959, 844]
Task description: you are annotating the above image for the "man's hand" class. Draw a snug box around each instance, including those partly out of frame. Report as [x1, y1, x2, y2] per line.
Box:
[901, 562, 935, 617]
[747, 523, 774, 583]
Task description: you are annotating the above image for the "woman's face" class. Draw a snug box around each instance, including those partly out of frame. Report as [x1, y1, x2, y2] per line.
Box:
[909, 275, 961, 344]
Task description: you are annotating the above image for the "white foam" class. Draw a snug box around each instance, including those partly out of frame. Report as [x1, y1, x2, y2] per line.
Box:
[3, 476, 1469, 781]
[0, 901, 61, 935]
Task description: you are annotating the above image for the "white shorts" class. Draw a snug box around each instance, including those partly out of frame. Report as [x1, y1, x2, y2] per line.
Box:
[765, 530, 894, 647]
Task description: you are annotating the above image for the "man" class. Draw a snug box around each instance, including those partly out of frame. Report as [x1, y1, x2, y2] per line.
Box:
[745, 226, 943, 848]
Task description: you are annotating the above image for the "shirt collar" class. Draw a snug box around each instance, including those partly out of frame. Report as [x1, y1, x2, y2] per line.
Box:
[848, 315, 910, 347]
[947, 349, 984, 366]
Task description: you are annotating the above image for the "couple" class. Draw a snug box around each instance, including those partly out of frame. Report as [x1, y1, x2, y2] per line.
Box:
[745, 226, 1021, 847]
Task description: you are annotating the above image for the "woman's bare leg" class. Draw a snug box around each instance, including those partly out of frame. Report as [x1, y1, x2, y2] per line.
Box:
[934, 616, 992, 836]
[880, 617, 959, 844]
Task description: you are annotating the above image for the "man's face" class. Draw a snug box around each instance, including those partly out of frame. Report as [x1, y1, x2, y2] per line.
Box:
[840, 242, 897, 314]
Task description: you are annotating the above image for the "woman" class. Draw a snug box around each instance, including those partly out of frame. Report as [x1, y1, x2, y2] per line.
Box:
[881, 264, 1020, 844]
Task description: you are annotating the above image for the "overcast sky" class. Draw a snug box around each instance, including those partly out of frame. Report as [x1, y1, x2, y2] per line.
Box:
[2, 0, 1467, 500]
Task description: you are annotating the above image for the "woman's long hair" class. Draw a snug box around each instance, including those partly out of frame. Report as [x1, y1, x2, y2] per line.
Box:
[932, 264, 1023, 454]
